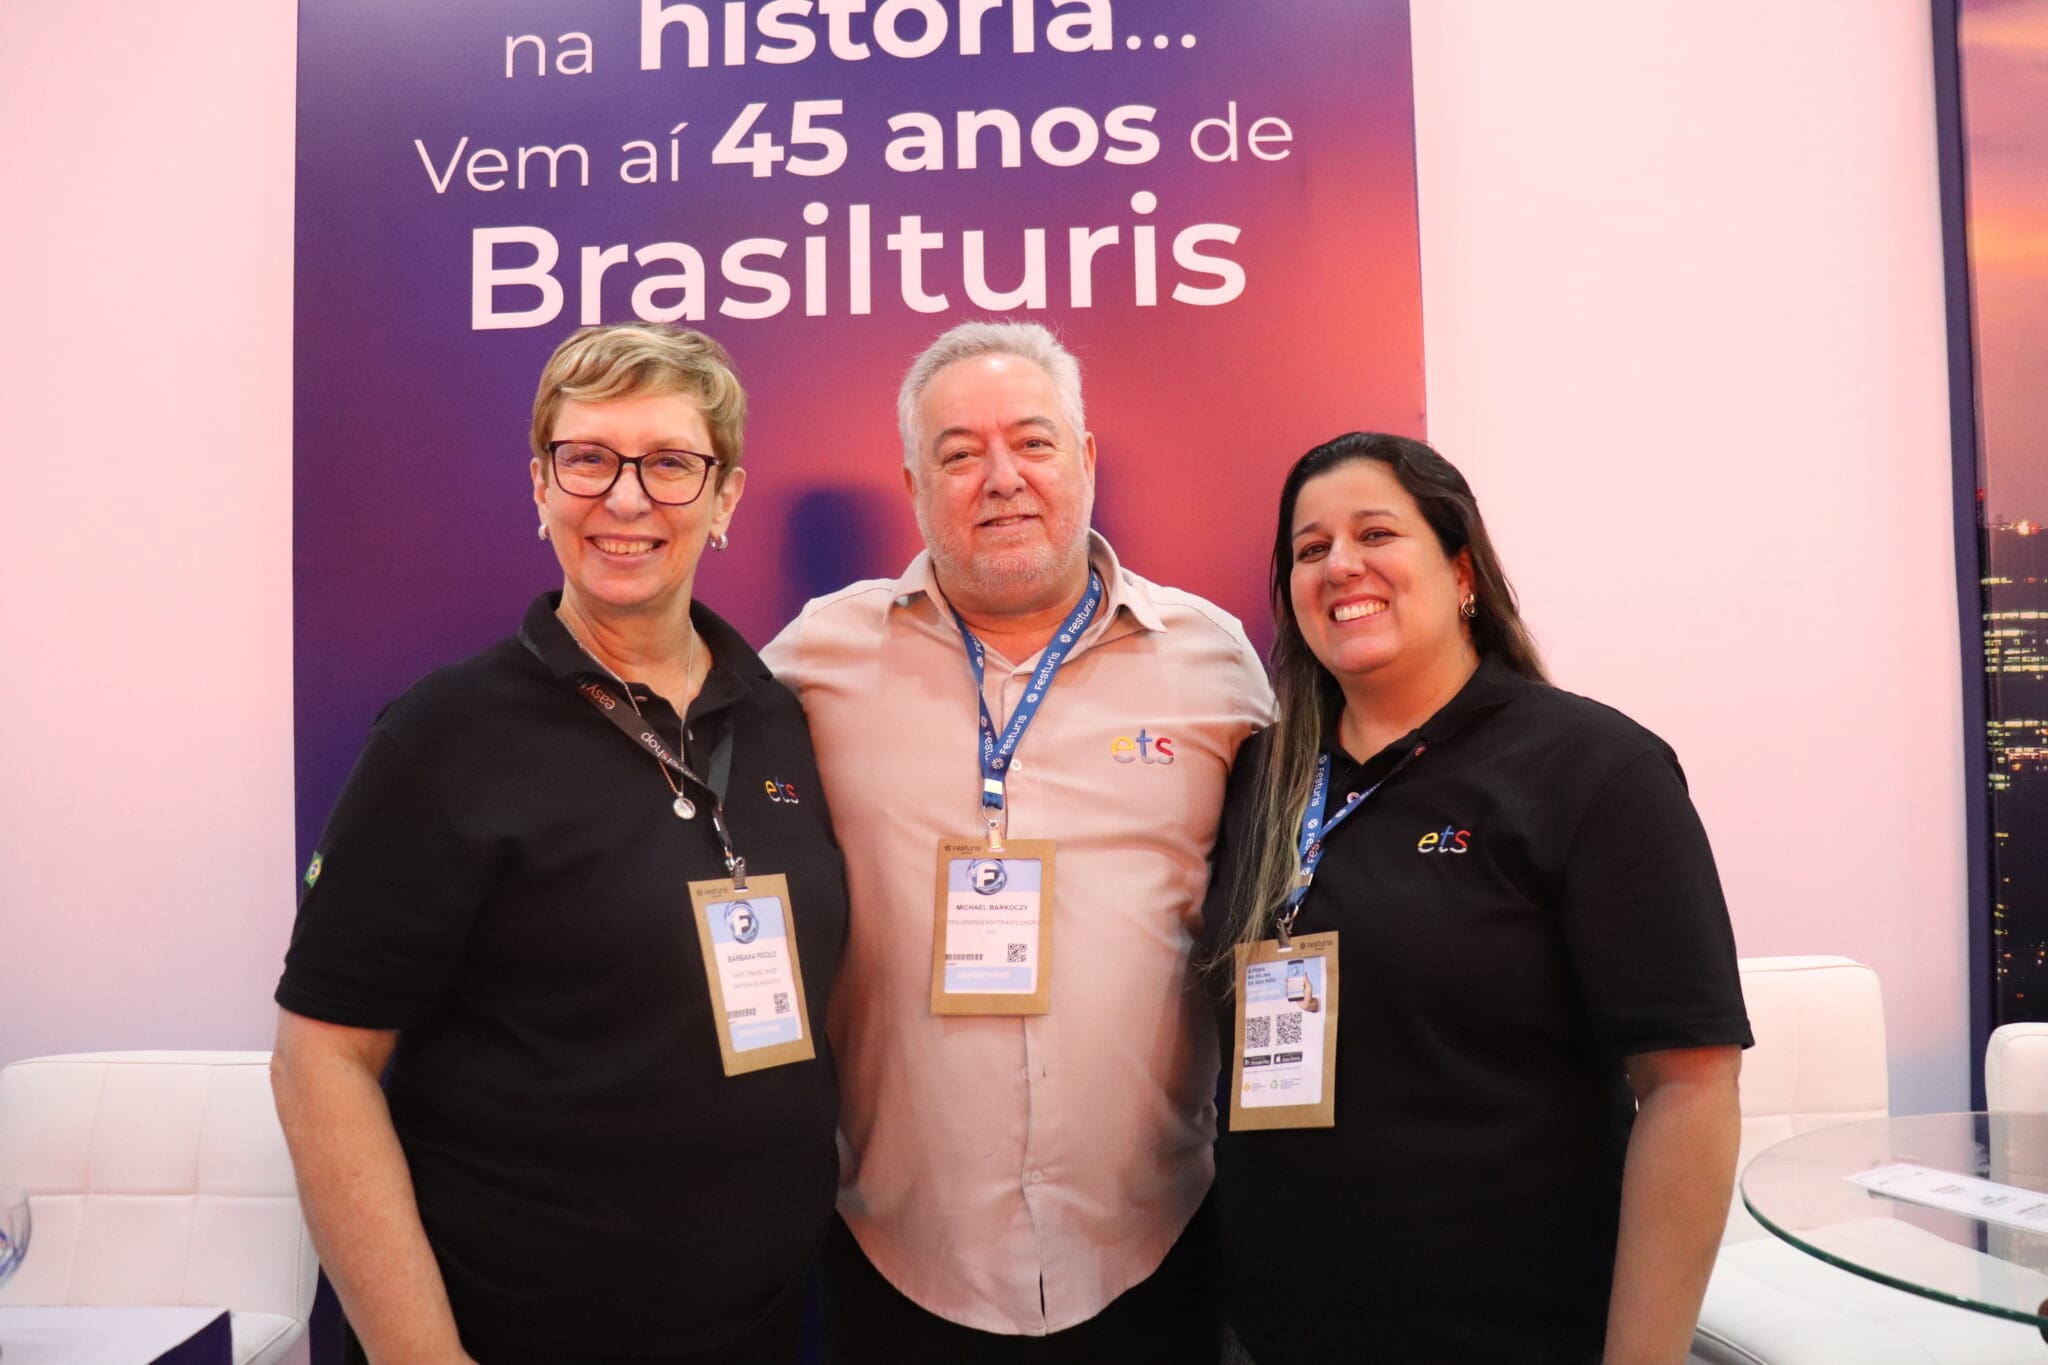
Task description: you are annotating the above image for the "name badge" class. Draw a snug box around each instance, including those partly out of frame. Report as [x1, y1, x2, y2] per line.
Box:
[929, 836, 1055, 1015]
[1229, 931, 1340, 1130]
[689, 873, 816, 1075]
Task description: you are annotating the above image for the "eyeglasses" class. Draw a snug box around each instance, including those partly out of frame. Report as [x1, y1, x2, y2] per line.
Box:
[545, 441, 723, 506]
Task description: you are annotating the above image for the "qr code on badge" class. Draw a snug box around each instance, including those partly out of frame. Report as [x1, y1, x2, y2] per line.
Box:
[1276, 1012, 1303, 1046]
[772, 992, 790, 1015]
[1244, 1015, 1271, 1049]
[1006, 942, 1028, 963]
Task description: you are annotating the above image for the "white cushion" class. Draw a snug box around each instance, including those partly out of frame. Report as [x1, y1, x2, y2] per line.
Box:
[1723, 956, 1889, 1242]
[1987, 1024, 2048, 1114]
[0, 1052, 315, 1365]
[233, 1309, 307, 1365]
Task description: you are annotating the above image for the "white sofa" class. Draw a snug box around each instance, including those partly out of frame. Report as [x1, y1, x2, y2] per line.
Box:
[1717, 955, 1889, 1245]
[0, 1051, 318, 1365]
[1986, 1023, 2048, 1113]
[1689, 958, 2042, 1364]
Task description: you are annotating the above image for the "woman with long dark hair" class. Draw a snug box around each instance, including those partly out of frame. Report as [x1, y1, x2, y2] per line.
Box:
[1203, 433, 1749, 1362]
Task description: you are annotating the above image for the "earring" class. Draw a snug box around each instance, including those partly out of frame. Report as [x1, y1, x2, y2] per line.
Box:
[710, 532, 729, 551]
[1459, 593, 1478, 620]
[538, 524, 552, 543]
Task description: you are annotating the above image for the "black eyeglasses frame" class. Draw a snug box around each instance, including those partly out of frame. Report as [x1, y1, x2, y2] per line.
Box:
[544, 440, 724, 507]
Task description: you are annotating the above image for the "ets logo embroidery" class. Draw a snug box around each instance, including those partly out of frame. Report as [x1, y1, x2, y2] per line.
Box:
[763, 778, 800, 804]
[1110, 728, 1175, 765]
[1417, 825, 1471, 854]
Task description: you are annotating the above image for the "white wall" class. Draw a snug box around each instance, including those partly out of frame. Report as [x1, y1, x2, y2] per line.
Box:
[0, 1, 299, 1062]
[1412, 0, 1967, 1111]
[0, 1, 1969, 1111]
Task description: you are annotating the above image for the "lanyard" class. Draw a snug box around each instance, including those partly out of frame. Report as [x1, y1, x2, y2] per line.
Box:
[1276, 740, 1427, 948]
[951, 568, 1104, 850]
[520, 627, 749, 887]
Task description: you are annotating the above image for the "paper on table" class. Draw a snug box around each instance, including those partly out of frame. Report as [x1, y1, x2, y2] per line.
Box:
[1847, 1162, 2048, 1235]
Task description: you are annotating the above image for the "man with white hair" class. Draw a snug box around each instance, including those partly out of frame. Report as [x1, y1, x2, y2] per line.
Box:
[765, 320, 1272, 1361]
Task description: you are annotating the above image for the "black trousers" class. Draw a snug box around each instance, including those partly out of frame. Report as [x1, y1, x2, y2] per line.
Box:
[822, 1200, 1220, 1365]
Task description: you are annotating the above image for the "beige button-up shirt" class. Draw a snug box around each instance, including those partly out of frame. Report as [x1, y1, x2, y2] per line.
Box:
[763, 533, 1273, 1335]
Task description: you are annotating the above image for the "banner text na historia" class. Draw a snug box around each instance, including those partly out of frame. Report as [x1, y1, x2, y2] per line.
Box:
[425, 2, 1297, 329]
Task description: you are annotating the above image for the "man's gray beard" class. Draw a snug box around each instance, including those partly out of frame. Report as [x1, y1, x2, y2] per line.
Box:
[923, 523, 1093, 610]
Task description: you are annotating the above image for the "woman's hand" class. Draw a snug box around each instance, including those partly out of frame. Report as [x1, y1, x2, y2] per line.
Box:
[272, 1009, 477, 1365]
[1603, 1044, 1742, 1364]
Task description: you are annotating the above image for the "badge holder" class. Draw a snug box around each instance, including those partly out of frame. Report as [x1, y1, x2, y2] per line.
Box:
[1229, 930, 1340, 1130]
[689, 869, 816, 1076]
[929, 831, 1055, 1016]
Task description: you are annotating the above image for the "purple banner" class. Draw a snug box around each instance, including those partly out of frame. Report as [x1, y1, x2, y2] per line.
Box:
[294, 0, 1423, 854]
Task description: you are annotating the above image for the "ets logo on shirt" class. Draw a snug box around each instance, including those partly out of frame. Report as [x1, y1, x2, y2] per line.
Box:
[1417, 825, 1471, 854]
[1110, 728, 1175, 764]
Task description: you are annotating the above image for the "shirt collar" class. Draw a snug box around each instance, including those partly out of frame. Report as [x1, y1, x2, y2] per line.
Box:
[519, 591, 770, 703]
[1414, 651, 1529, 743]
[1327, 651, 1531, 779]
[886, 530, 1166, 636]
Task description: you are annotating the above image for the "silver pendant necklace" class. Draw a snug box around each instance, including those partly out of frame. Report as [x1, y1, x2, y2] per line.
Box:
[562, 613, 701, 819]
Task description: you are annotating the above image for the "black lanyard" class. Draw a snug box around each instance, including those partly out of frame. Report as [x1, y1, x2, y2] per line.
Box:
[521, 627, 748, 886]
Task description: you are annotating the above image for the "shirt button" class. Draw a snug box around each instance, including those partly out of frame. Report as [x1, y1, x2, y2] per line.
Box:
[1010, 757, 1024, 772]
[1026, 1170, 1044, 1185]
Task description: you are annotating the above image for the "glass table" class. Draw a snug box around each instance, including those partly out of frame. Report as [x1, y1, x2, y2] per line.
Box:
[1743, 1112, 2048, 1336]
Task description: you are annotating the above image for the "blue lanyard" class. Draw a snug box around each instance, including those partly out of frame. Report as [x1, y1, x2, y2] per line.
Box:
[952, 569, 1105, 842]
[1277, 739, 1427, 946]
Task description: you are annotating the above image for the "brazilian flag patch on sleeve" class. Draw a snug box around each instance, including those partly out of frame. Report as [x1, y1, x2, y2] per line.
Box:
[303, 851, 324, 889]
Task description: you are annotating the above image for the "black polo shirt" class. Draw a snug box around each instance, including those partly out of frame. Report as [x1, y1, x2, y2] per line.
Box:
[277, 594, 847, 1358]
[1201, 655, 1751, 1364]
